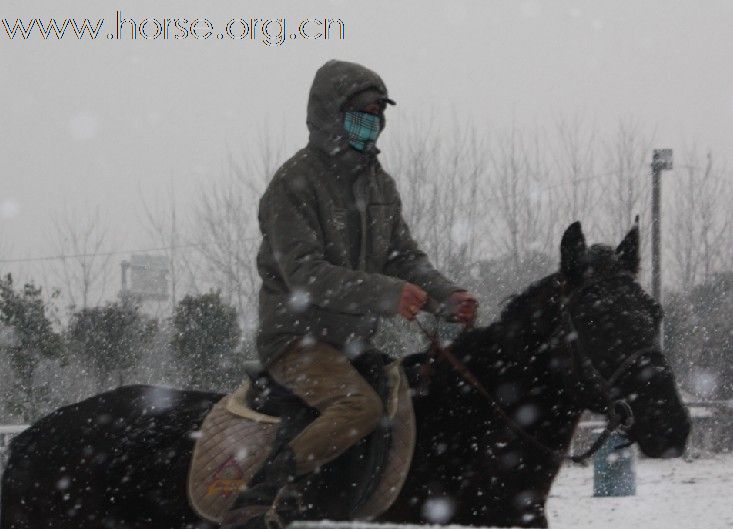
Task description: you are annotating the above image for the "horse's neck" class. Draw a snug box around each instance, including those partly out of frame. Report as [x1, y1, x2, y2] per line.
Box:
[460, 316, 583, 444]
[466, 316, 556, 381]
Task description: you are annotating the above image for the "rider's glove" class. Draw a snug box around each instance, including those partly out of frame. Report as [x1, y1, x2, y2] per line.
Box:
[397, 282, 428, 321]
[444, 291, 478, 326]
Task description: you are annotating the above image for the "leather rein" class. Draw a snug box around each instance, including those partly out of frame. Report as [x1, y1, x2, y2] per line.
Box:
[415, 285, 648, 464]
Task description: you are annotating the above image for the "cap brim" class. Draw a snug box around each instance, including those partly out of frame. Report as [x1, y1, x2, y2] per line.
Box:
[344, 89, 396, 111]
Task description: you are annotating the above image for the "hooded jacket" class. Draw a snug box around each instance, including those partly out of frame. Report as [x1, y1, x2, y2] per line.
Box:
[255, 60, 461, 366]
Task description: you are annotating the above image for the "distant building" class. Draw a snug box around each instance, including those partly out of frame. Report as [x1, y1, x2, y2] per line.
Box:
[120, 255, 169, 302]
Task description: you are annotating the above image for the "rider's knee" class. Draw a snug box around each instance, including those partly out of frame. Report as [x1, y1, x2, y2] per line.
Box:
[347, 389, 384, 436]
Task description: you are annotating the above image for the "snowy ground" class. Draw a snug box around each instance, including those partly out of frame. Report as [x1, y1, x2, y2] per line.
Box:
[546, 453, 733, 529]
[2, 445, 731, 528]
[293, 455, 733, 529]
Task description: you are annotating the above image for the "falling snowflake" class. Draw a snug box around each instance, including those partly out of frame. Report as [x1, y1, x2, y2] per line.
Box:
[289, 289, 312, 313]
[422, 496, 455, 524]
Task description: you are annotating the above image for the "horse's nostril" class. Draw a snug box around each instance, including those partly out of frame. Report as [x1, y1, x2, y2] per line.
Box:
[661, 446, 684, 458]
[637, 430, 688, 458]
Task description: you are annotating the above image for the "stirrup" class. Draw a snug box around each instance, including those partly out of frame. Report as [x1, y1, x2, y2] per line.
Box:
[221, 483, 279, 529]
[264, 484, 306, 529]
[221, 505, 270, 529]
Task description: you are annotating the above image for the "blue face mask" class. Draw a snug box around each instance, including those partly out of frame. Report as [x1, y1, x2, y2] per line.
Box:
[343, 111, 381, 151]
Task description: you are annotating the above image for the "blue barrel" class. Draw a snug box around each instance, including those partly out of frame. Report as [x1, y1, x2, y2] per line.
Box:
[593, 431, 636, 497]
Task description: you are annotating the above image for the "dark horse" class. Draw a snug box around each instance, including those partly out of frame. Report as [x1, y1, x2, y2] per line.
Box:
[1, 222, 689, 529]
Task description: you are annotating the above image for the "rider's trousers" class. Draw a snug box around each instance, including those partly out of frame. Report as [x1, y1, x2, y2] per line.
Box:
[267, 340, 384, 476]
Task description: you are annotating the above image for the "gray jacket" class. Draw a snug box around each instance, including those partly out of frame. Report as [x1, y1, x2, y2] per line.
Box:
[255, 60, 461, 366]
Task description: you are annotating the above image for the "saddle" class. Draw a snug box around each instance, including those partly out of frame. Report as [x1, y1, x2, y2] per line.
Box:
[187, 356, 416, 524]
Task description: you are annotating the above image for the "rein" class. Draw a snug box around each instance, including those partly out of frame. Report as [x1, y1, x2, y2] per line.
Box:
[415, 316, 573, 464]
[415, 284, 646, 464]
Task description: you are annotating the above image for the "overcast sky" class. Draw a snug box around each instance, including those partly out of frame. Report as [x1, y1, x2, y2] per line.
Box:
[2, 0, 733, 281]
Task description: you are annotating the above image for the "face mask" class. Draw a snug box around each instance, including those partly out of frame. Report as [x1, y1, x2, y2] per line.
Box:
[343, 111, 381, 151]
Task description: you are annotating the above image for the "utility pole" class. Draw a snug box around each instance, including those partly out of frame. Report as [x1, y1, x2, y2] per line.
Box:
[592, 150, 674, 499]
[651, 149, 673, 345]
[170, 181, 177, 316]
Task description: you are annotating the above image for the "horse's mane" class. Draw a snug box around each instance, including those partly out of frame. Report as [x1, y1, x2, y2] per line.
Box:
[451, 272, 562, 361]
[498, 272, 561, 325]
[450, 251, 655, 363]
[497, 259, 663, 339]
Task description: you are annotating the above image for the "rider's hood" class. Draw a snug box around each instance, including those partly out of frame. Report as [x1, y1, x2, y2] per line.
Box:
[306, 60, 392, 156]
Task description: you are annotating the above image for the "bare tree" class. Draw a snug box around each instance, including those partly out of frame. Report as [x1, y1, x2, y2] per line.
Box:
[600, 120, 654, 241]
[139, 181, 202, 315]
[384, 117, 440, 256]
[192, 131, 286, 324]
[386, 117, 575, 283]
[720, 186, 733, 273]
[48, 207, 113, 310]
[668, 148, 731, 292]
[0, 232, 10, 277]
[486, 125, 556, 269]
[550, 115, 601, 229]
[384, 118, 490, 277]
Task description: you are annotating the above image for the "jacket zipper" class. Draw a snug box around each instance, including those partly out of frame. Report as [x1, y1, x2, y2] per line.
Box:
[353, 160, 376, 272]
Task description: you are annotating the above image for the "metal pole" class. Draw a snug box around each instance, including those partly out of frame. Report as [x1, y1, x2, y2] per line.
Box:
[651, 158, 662, 303]
[650, 149, 672, 349]
[121, 260, 129, 294]
[170, 181, 177, 316]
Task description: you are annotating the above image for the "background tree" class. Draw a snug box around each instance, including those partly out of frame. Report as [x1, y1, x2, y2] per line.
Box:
[687, 273, 733, 399]
[172, 292, 242, 391]
[662, 291, 697, 390]
[0, 274, 62, 421]
[664, 272, 733, 400]
[384, 120, 489, 277]
[192, 134, 285, 329]
[471, 251, 556, 323]
[67, 298, 158, 388]
[600, 119, 654, 243]
[667, 149, 730, 293]
[551, 115, 601, 232]
[48, 207, 114, 311]
[0, 231, 10, 278]
[139, 183, 183, 316]
[487, 125, 556, 270]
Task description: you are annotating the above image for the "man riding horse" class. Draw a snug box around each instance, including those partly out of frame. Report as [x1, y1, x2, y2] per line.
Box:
[221, 60, 478, 529]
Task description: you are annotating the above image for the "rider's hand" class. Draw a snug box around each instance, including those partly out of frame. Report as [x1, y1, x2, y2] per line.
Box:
[444, 291, 478, 325]
[397, 283, 428, 321]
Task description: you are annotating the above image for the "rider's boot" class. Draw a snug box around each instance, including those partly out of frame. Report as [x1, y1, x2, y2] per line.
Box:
[220, 447, 299, 529]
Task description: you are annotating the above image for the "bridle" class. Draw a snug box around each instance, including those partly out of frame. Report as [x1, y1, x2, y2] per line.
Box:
[416, 277, 656, 464]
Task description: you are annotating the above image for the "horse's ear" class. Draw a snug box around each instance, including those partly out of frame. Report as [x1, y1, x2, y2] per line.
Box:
[616, 217, 640, 275]
[560, 221, 587, 282]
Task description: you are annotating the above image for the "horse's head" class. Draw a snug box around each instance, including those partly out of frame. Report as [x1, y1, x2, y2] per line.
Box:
[559, 221, 690, 458]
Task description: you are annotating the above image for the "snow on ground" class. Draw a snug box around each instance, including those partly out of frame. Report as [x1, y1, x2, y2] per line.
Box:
[3, 444, 731, 528]
[547, 453, 733, 529]
[293, 455, 733, 529]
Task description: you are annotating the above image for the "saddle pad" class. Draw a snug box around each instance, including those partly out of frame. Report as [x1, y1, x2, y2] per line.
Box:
[188, 361, 416, 523]
[354, 360, 416, 520]
[187, 381, 279, 523]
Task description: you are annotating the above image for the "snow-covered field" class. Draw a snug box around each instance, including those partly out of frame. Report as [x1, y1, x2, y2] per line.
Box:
[294, 455, 733, 529]
[547, 453, 733, 529]
[2, 445, 731, 528]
